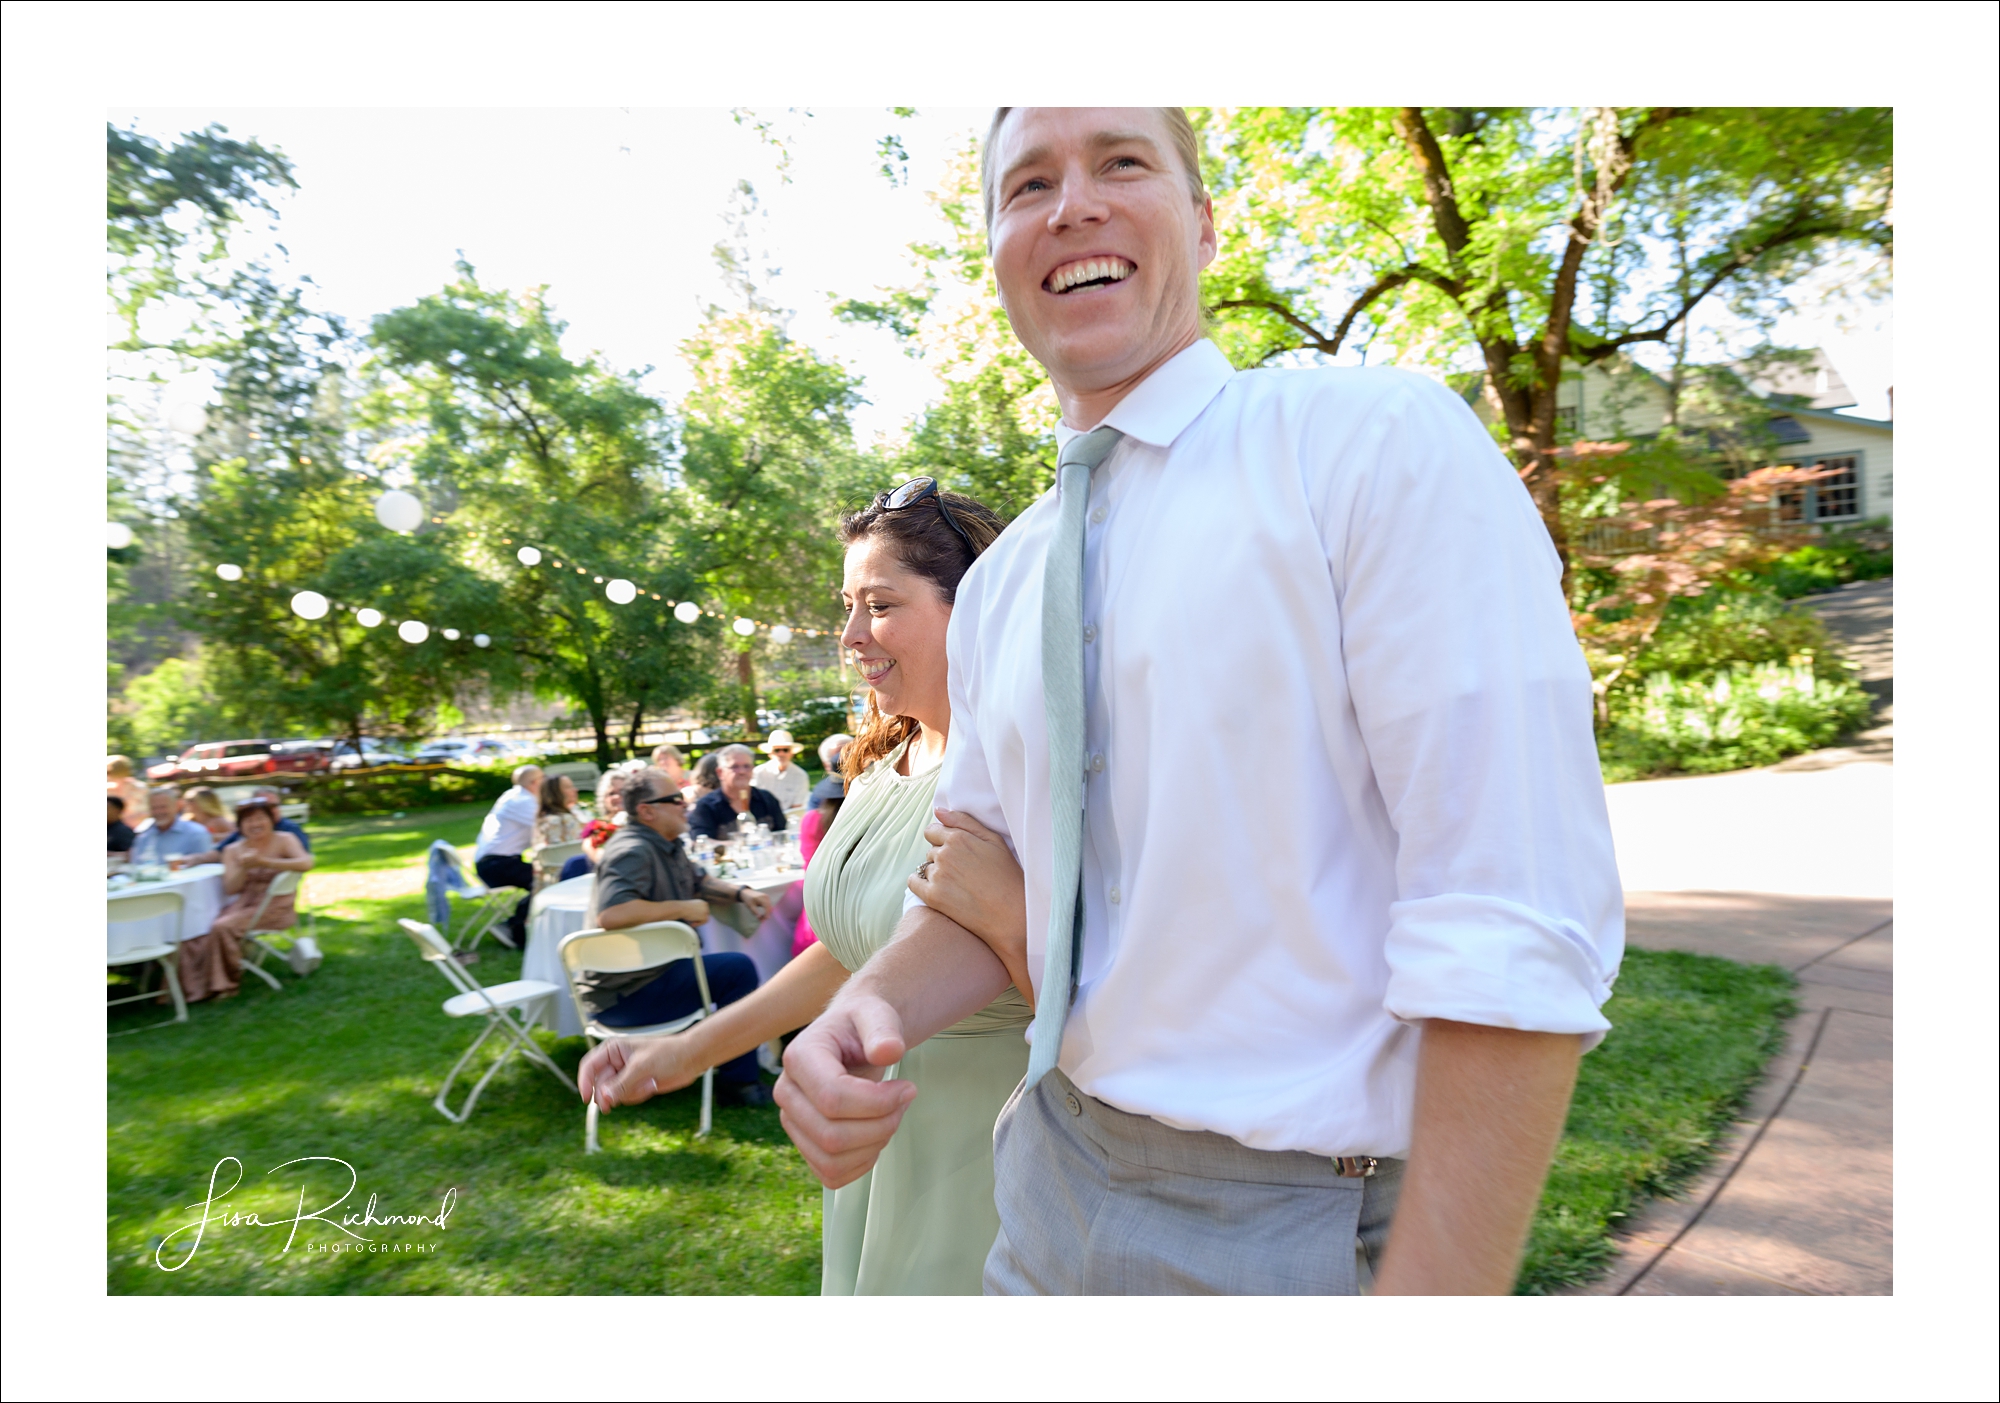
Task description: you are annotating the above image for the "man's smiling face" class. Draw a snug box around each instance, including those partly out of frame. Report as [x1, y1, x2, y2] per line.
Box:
[987, 107, 1216, 412]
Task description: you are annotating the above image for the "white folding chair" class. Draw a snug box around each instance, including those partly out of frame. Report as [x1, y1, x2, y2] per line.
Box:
[108, 890, 187, 1033]
[398, 919, 569, 1123]
[239, 870, 318, 989]
[542, 761, 601, 796]
[532, 841, 584, 894]
[431, 842, 515, 954]
[560, 923, 715, 1151]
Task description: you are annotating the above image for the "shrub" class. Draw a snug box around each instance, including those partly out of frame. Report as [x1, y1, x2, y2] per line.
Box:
[301, 766, 511, 816]
[1760, 525, 1893, 599]
[1629, 588, 1847, 683]
[1598, 662, 1873, 782]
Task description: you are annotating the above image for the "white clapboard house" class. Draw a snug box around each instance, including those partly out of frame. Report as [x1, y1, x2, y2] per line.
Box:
[1464, 350, 1893, 526]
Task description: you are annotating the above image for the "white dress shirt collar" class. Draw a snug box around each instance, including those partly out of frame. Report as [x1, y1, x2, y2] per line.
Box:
[1054, 338, 1235, 454]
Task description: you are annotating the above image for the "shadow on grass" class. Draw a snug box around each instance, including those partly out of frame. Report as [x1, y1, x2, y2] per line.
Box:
[109, 893, 821, 1296]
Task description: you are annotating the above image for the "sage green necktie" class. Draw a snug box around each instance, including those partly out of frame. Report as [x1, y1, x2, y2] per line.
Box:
[1026, 425, 1123, 1089]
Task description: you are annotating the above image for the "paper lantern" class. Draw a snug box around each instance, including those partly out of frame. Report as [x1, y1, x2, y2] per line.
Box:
[215, 563, 243, 581]
[290, 591, 330, 621]
[769, 624, 793, 645]
[398, 620, 430, 644]
[168, 403, 209, 437]
[605, 578, 636, 604]
[473, 634, 491, 648]
[732, 617, 756, 637]
[373, 490, 425, 534]
[442, 628, 460, 641]
[106, 521, 134, 550]
[673, 601, 701, 624]
[517, 546, 542, 566]
[356, 608, 384, 628]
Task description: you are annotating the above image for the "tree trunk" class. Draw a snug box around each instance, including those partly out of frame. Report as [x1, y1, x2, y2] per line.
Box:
[736, 649, 758, 739]
[625, 695, 647, 755]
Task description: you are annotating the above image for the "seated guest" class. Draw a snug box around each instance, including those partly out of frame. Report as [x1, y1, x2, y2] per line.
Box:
[107, 795, 135, 854]
[688, 744, 786, 843]
[181, 798, 313, 1002]
[583, 770, 776, 1106]
[537, 773, 584, 847]
[791, 774, 845, 957]
[182, 786, 237, 845]
[471, 765, 542, 946]
[107, 755, 149, 815]
[751, 729, 811, 813]
[649, 743, 689, 794]
[189, 787, 312, 865]
[689, 752, 721, 801]
[580, 763, 644, 867]
[817, 731, 853, 779]
[129, 786, 215, 866]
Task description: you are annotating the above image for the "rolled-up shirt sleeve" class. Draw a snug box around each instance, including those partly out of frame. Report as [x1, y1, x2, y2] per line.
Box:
[1326, 374, 1623, 1045]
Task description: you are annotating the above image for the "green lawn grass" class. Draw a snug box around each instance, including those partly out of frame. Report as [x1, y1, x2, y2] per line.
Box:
[307, 803, 489, 872]
[110, 803, 1795, 1295]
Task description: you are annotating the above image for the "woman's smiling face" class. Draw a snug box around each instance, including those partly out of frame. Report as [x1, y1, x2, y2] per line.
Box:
[839, 532, 953, 730]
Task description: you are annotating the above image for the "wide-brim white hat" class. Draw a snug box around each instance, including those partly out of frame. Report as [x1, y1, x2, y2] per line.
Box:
[759, 729, 799, 754]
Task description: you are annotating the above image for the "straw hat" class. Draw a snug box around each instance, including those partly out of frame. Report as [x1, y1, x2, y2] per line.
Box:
[758, 729, 799, 755]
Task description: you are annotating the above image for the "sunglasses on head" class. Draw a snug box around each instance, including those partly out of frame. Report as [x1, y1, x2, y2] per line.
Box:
[876, 476, 978, 558]
[633, 792, 685, 808]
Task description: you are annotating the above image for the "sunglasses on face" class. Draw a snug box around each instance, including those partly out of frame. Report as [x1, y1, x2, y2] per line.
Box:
[876, 476, 978, 558]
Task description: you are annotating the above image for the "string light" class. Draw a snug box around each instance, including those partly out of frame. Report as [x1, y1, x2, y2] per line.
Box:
[107, 521, 134, 550]
[215, 563, 243, 581]
[501, 538, 834, 640]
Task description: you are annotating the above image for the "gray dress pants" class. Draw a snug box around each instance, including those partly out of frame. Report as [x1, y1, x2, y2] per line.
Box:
[984, 1069, 1403, 1295]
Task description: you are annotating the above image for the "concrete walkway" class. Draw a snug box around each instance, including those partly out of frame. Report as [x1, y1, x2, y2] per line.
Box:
[1574, 578, 1893, 1296]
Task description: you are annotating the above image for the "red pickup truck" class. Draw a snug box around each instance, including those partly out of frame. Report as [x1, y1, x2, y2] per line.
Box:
[150, 739, 330, 784]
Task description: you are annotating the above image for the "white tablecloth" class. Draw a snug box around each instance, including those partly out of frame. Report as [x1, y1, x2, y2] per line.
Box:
[107, 867, 225, 957]
[520, 867, 807, 1037]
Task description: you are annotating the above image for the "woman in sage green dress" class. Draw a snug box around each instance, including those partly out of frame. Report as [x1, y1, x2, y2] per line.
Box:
[576, 480, 1031, 1295]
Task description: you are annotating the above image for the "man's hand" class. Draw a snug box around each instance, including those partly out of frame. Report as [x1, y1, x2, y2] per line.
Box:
[1372, 1020, 1582, 1295]
[908, 807, 1031, 1005]
[576, 1035, 704, 1111]
[773, 996, 918, 1188]
[738, 886, 774, 921]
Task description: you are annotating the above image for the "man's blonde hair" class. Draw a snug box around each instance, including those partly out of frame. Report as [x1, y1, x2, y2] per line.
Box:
[981, 107, 1207, 235]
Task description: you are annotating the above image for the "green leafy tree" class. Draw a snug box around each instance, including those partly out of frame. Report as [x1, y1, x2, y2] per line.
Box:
[836, 138, 1060, 517]
[367, 264, 708, 762]
[1193, 107, 1893, 582]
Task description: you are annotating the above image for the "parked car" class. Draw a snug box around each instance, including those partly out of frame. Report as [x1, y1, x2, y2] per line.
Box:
[412, 736, 515, 765]
[155, 739, 324, 783]
[328, 738, 412, 771]
[270, 739, 333, 774]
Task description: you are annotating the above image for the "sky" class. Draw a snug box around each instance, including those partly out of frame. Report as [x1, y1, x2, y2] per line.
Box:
[114, 106, 1894, 428]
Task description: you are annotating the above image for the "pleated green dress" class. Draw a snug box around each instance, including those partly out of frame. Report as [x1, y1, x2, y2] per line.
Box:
[805, 738, 1032, 1296]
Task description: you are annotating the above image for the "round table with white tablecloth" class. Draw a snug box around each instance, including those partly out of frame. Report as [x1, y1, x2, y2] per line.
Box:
[520, 865, 808, 1038]
[107, 865, 225, 955]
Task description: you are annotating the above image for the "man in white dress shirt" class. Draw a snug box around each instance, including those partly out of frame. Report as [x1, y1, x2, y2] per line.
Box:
[472, 764, 543, 947]
[775, 108, 1623, 1295]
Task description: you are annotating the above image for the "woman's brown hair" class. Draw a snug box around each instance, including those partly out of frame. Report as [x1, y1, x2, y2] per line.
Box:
[840, 484, 1006, 783]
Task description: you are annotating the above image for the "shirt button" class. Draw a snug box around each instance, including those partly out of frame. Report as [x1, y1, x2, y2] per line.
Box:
[1064, 1093, 1082, 1116]
[1090, 752, 1105, 773]
[1082, 623, 1096, 644]
[1090, 505, 1106, 525]
[1108, 886, 1121, 904]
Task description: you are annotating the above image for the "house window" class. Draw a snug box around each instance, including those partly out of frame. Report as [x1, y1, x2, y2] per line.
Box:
[1777, 454, 1862, 522]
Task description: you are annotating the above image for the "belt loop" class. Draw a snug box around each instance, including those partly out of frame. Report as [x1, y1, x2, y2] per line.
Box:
[1334, 1155, 1379, 1179]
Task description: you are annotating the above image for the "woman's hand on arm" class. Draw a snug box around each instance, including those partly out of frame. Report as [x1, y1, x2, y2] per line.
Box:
[578, 942, 850, 1110]
[907, 807, 1032, 1006]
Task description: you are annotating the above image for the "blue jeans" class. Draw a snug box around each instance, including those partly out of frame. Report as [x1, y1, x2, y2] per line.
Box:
[558, 854, 592, 882]
[596, 952, 761, 1085]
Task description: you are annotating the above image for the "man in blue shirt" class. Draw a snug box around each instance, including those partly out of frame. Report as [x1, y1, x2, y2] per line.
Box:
[128, 787, 216, 865]
[687, 745, 787, 842]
